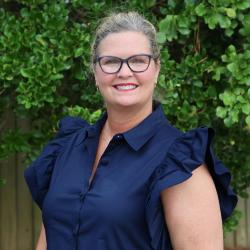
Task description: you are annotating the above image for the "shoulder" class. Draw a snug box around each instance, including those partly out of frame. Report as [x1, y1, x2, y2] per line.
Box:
[24, 115, 90, 209]
[156, 120, 212, 155]
[57, 115, 89, 136]
[145, 124, 237, 249]
[167, 127, 214, 164]
[151, 125, 237, 219]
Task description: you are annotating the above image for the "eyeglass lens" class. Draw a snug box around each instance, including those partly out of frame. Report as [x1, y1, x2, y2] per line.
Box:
[99, 55, 151, 73]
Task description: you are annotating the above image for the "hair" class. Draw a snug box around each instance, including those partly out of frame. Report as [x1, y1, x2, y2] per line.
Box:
[91, 12, 160, 67]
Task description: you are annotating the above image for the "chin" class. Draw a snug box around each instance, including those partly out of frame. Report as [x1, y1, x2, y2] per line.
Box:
[109, 98, 140, 108]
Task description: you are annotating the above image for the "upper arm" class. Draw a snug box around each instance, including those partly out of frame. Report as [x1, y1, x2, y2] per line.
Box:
[160, 164, 223, 250]
[36, 223, 47, 250]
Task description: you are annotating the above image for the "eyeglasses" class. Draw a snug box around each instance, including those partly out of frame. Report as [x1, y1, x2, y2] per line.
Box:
[95, 54, 153, 74]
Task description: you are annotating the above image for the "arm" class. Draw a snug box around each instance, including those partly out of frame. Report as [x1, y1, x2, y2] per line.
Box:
[160, 164, 223, 250]
[36, 223, 47, 250]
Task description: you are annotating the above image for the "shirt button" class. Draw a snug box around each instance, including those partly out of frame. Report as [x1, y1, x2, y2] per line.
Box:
[116, 134, 123, 140]
[79, 192, 86, 200]
[73, 223, 80, 236]
[100, 158, 109, 166]
[45, 165, 53, 174]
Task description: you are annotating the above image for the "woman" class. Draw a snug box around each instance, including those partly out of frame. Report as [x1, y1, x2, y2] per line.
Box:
[24, 12, 237, 250]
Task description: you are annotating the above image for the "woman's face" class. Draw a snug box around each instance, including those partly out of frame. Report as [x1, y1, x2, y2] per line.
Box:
[94, 31, 160, 109]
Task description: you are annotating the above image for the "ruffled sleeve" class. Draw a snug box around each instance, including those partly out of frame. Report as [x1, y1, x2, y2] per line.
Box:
[146, 127, 238, 249]
[24, 116, 88, 210]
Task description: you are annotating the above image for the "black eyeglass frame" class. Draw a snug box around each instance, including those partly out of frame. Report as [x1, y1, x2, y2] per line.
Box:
[94, 54, 155, 74]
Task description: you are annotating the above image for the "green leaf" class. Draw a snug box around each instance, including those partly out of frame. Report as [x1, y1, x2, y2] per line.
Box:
[145, 0, 156, 8]
[159, 16, 170, 32]
[246, 115, 250, 126]
[206, 15, 218, 29]
[236, 96, 245, 103]
[193, 80, 203, 87]
[20, 68, 33, 78]
[50, 74, 64, 81]
[159, 15, 178, 41]
[207, 86, 217, 97]
[156, 32, 166, 44]
[224, 116, 233, 127]
[35, 35, 47, 46]
[237, 1, 250, 10]
[231, 110, 239, 123]
[217, 14, 231, 28]
[225, 28, 234, 37]
[239, 13, 250, 36]
[74, 48, 84, 57]
[227, 63, 238, 74]
[0, 178, 7, 185]
[225, 8, 236, 18]
[178, 27, 190, 35]
[89, 109, 102, 124]
[195, 3, 207, 16]
[242, 104, 250, 115]
[216, 106, 227, 118]
[219, 91, 235, 106]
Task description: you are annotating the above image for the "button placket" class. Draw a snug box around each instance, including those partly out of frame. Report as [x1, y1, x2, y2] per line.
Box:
[79, 181, 91, 200]
[73, 133, 123, 242]
[85, 133, 124, 190]
[116, 134, 122, 139]
[75, 186, 90, 238]
[100, 157, 109, 166]
[79, 191, 87, 201]
[73, 223, 80, 236]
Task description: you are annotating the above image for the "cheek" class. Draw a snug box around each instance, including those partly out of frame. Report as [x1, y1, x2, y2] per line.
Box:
[95, 70, 115, 86]
[138, 69, 158, 85]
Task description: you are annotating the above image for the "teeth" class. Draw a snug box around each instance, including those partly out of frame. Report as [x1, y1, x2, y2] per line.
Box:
[116, 85, 137, 90]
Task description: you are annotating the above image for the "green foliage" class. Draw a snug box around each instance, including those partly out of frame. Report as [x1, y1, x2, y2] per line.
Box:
[65, 105, 102, 124]
[0, 178, 6, 186]
[0, 0, 249, 234]
[223, 209, 242, 234]
[0, 129, 31, 159]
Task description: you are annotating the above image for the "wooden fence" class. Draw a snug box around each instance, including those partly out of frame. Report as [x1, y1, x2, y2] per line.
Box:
[0, 111, 249, 250]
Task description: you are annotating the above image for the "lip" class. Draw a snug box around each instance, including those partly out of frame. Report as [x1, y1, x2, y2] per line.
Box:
[113, 83, 139, 92]
[113, 83, 138, 87]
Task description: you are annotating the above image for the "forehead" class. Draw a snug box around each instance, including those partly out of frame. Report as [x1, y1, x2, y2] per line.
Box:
[97, 31, 151, 57]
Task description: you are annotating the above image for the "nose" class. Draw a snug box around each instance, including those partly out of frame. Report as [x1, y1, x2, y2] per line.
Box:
[117, 62, 133, 78]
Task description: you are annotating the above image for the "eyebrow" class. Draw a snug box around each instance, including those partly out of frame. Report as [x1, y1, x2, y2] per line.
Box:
[97, 53, 152, 59]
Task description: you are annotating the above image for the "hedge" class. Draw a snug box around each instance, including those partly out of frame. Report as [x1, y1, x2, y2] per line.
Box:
[0, 0, 249, 233]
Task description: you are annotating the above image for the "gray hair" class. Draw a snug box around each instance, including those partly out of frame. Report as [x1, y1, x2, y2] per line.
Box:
[91, 12, 160, 66]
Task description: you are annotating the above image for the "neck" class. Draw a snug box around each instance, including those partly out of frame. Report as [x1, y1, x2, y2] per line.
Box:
[104, 102, 153, 137]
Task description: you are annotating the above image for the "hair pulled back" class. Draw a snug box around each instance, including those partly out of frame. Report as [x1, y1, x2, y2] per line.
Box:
[91, 12, 160, 66]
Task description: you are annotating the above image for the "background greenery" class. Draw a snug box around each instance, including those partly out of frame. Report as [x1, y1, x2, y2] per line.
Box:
[0, 0, 249, 233]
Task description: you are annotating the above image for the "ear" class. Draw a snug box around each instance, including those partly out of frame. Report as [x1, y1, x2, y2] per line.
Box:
[91, 64, 96, 74]
[155, 60, 161, 81]
[95, 77, 99, 87]
[156, 58, 161, 70]
[93, 69, 99, 86]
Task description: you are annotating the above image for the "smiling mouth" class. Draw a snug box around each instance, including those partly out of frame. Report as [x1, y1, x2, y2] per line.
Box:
[113, 83, 138, 91]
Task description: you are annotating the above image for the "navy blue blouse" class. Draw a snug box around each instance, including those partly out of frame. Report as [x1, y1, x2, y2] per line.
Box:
[24, 102, 237, 250]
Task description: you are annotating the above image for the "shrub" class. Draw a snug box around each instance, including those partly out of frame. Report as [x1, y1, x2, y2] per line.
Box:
[0, 0, 249, 232]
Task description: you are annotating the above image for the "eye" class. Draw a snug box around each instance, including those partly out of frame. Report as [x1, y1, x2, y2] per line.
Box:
[101, 57, 120, 65]
[129, 55, 149, 64]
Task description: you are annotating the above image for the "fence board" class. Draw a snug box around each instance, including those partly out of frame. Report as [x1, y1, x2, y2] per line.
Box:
[0, 109, 17, 250]
[225, 230, 235, 248]
[16, 117, 33, 250]
[236, 197, 248, 246]
[33, 204, 42, 248]
[0, 111, 249, 249]
[247, 188, 250, 246]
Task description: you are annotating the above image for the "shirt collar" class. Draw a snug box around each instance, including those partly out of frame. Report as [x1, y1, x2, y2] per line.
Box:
[85, 101, 168, 151]
[123, 101, 167, 151]
[74, 112, 107, 146]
